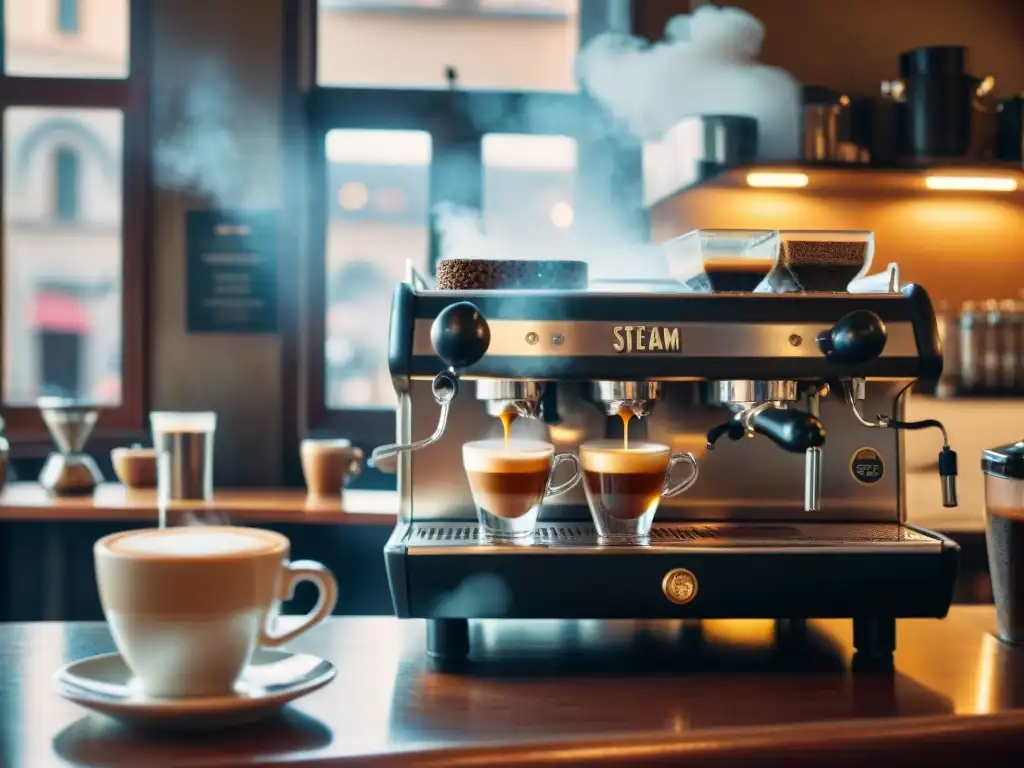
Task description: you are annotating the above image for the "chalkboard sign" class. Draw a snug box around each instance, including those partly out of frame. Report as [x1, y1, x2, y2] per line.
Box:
[186, 210, 278, 334]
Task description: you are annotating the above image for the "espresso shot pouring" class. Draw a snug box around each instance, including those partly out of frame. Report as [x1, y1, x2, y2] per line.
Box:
[370, 228, 962, 667]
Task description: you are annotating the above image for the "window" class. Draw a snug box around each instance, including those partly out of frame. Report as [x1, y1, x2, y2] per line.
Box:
[294, 1, 641, 480]
[58, 0, 79, 34]
[324, 129, 431, 410]
[1, 0, 147, 438]
[317, 0, 580, 91]
[54, 145, 81, 221]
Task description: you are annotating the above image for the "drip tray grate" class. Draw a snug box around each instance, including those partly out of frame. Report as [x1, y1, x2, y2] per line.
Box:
[403, 522, 941, 551]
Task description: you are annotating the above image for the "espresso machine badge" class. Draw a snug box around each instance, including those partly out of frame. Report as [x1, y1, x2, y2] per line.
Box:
[612, 325, 681, 353]
[850, 447, 886, 485]
[662, 568, 699, 605]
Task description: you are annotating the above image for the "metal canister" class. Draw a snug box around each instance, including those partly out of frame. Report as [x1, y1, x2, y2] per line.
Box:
[983, 299, 1004, 393]
[1000, 299, 1021, 393]
[935, 301, 959, 398]
[959, 301, 983, 393]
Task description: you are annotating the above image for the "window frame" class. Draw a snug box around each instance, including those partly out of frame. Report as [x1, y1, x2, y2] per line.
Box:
[283, 0, 641, 482]
[0, 0, 151, 448]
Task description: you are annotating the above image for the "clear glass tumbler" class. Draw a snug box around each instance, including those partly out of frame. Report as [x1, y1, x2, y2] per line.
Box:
[580, 440, 699, 544]
[462, 438, 581, 541]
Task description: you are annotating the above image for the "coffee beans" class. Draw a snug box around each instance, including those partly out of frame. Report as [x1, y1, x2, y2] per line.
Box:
[435, 259, 589, 291]
[774, 239, 870, 292]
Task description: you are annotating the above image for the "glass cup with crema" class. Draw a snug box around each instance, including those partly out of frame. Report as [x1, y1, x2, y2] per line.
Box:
[462, 439, 581, 541]
[94, 526, 338, 699]
[580, 440, 700, 543]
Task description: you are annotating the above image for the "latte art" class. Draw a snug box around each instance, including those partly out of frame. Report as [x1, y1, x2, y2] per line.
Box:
[108, 527, 279, 557]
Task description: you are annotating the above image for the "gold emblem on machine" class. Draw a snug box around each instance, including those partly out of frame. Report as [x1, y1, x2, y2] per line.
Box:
[612, 325, 681, 353]
[662, 568, 699, 605]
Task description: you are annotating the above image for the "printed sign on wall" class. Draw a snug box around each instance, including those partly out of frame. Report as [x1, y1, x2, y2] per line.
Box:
[186, 210, 278, 334]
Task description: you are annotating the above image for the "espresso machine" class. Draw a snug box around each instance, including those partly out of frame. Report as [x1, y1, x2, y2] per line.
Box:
[373, 229, 960, 668]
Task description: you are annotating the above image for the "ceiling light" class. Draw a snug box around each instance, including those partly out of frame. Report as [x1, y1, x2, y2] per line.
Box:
[924, 176, 1017, 192]
[550, 201, 574, 228]
[745, 172, 809, 189]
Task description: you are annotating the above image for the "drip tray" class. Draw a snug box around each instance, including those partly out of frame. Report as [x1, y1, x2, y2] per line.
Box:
[402, 522, 942, 553]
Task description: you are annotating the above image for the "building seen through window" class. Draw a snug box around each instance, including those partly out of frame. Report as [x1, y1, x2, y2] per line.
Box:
[1, 0, 129, 407]
[54, 146, 80, 222]
[316, 1, 595, 422]
[58, 0, 79, 34]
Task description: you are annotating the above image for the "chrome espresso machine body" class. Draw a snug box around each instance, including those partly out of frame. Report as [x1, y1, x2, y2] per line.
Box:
[375, 230, 960, 667]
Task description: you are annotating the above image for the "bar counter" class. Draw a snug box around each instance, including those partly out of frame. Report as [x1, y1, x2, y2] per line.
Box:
[3, 607, 1024, 767]
[0, 483, 397, 525]
[0, 481, 985, 532]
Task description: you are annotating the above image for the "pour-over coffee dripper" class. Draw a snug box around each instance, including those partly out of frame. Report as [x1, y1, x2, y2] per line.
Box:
[38, 398, 103, 495]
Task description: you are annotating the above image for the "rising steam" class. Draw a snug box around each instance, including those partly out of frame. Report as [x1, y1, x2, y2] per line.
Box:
[153, 59, 249, 209]
[152, 10, 797, 282]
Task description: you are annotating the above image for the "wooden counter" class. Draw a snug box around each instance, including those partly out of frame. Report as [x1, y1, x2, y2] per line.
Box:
[3, 608, 1024, 766]
[0, 483, 397, 525]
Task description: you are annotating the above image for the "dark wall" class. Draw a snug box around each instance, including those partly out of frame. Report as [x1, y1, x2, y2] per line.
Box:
[1, 521, 395, 622]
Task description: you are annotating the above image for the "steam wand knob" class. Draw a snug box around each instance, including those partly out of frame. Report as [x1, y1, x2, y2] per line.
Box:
[431, 301, 490, 371]
[818, 311, 887, 365]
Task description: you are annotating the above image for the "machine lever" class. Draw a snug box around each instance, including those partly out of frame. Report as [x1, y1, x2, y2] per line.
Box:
[749, 407, 826, 454]
[817, 311, 887, 365]
[705, 419, 746, 450]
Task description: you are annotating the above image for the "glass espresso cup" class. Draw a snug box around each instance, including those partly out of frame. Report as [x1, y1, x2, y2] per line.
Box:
[580, 440, 699, 543]
[463, 439, 581, 541]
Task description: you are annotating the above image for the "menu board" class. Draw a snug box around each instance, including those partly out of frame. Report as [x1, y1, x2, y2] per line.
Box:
[186, 210, 278, 334]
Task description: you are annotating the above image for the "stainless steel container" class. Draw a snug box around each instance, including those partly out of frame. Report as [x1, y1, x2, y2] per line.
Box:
[667, 114, 758, 176]
[935, 301, 959, 398]
[1000, 299, 1021, 392]
[984, 299, 1004, 392]
[959, 301, 983, 393]
[802, 86, 871, 163]
[150, 411, 216, 501]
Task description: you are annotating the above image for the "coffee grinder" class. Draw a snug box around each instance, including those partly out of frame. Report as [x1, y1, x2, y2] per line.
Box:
[39, 398, 103, 496]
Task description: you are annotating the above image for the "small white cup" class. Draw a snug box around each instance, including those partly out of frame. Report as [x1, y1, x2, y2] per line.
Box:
[94, 526, 338, 699]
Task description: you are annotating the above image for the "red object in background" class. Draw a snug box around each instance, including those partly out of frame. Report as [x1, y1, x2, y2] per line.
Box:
[29, 293, 90, 334]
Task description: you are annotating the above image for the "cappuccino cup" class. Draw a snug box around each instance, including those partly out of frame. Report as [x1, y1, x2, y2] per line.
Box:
[94, 526, 338, 699]
[463, 439, 581, 541]
[580, 440, 699, 543]
[300, 438, 363, 497]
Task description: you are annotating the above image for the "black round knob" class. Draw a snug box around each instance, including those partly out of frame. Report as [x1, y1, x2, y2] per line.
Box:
[430, 301, 490, 369]
[817, 311, 887, 365]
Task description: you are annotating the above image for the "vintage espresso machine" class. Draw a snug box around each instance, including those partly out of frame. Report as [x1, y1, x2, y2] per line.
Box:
[373, 229, 960, 668]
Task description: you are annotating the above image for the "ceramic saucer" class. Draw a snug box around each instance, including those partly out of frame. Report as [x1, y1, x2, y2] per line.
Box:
[53, 649, 336, 730]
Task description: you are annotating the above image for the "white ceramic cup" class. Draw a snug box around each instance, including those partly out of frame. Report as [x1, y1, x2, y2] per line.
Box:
[94, 526, 338, 699]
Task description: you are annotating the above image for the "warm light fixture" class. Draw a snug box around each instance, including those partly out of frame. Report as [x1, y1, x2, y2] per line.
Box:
[337, 181, 369, 210]
[745, 172, 809, 189]
[549, 201, 574, 228]
[924, 176, 1018, 192]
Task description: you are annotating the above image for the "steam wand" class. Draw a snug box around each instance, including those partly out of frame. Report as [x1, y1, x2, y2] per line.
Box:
[370, 302, 490, 471]
[841, 381, 958, 507]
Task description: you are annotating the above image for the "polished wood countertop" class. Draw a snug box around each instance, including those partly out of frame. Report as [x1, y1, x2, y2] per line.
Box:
[0, 483, 397, 525]
[3, 608, 1024, 767]
[0, 478, 986, 533]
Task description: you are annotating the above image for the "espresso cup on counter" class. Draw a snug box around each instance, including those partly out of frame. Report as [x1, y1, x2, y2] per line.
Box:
[463, 439, 581, 541]
[94, 526, 338, 699]
[300, 438, 364, 498]
[580, 440, 700, 544]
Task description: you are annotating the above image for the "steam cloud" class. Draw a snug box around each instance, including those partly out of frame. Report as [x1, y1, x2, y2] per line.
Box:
[153, 9, 797, 282]
[433, 5, 799, 280]
[153, 59, 250, 209]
